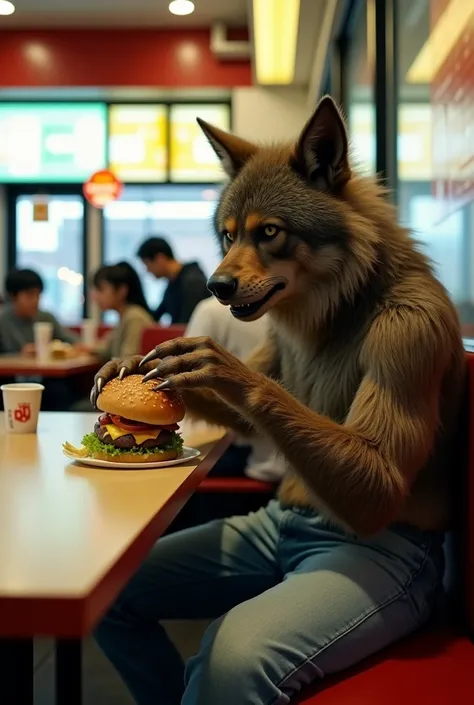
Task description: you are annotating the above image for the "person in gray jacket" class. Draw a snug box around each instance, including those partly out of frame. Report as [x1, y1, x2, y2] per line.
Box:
[0, 268, 77, 355]
[0, 268, 79, 410]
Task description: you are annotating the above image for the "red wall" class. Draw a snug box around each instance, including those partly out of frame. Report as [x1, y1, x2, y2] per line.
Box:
[0, 29, 251, 88]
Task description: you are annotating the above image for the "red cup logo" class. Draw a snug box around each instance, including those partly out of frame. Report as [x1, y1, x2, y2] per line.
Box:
[14, 403, 31, 423]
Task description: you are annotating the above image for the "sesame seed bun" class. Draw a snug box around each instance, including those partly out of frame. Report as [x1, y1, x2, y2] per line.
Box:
[97, 374, 185, 426]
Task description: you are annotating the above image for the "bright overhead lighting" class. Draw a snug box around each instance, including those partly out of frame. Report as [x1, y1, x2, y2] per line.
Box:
[0, 1, 15, 15]
[253, 0, 301, 85]
[407, 0, 474, 83]
[169, 0, 195, 16]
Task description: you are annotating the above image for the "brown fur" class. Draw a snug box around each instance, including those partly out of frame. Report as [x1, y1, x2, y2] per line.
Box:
[97, 98, 466, 537]
[190, 97, 466, 536]
[224, 217, 237, 235]
[245, 213, 264, 231]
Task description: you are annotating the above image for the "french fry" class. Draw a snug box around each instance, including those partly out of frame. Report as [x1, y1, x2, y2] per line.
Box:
[62, 441, 88, 458]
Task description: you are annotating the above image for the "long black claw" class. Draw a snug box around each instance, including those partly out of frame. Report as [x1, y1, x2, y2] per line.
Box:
[139, 349, 159, 367]
[142, 368, 161, 383]
[90, 388, 97, 407]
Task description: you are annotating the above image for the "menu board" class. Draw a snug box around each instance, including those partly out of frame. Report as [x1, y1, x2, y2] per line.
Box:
[0, 103, 107, 183]
[170, 104, 231, 182]
[109, 104, 167, 182]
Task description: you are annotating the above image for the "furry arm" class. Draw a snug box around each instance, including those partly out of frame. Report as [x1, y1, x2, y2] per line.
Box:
[182, 334, 280, 432]
[242, 307, 449, 535]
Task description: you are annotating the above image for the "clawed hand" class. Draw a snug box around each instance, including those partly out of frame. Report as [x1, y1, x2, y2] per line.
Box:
[90, 337, 256, 408]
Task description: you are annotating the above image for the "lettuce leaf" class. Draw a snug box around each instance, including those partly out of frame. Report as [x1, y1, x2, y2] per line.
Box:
[81, 431, 184, 458]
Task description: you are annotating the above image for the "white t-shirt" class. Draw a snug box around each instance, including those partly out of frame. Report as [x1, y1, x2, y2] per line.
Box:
[185, 297, 269, 360]
[185, 297, 284, 482]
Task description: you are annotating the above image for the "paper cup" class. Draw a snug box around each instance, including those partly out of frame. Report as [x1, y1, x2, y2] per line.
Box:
[1, 383, 44, 434]
[81, 319, 97, 347]
[34, 321, 53, 362]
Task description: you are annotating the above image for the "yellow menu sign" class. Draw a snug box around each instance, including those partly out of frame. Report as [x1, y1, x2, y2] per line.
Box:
[170, 104, 231, 182]
[109, 105, 167, 182]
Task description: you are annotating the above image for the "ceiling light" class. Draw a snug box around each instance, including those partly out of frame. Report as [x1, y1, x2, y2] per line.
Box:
[407, 0, 474, 83]
[0, 1, 15, 15]
[253, 0, 300, 85]
[169, 0, 195, 16]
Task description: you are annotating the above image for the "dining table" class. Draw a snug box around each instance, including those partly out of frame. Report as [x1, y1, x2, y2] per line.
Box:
[0, 411, 230, 705]
[0, 353, 101, 379]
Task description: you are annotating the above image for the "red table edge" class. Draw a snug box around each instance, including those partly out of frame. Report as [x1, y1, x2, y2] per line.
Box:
[0, 432, 231, 638]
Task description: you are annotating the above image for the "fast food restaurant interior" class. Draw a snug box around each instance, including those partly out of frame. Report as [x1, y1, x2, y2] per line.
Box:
[0, 1, 474, 704]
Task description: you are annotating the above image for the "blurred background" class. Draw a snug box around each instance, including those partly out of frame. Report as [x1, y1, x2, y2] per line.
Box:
[0, 0, 472, 327]
[0, 2, 473, 703]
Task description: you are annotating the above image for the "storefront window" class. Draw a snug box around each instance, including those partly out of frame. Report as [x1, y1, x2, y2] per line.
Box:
[347, 0, 376, 175]
[15, 195, 84, 325]
[103, 185, 221, 323]
[397, 0, 474, 329]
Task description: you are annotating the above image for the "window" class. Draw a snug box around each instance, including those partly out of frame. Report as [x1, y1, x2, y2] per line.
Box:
[347, 0, 376, 175]
[397, 0, 474, 327]
[103, 185, 221, 321]
[15, 195, 85, 325]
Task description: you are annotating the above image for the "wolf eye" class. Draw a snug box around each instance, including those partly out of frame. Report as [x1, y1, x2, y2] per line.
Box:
[263, 225, 280, 237]
[222, 230, 234, 243]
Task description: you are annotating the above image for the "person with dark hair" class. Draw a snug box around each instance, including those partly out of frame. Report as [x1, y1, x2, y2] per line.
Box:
[0, 268, 77, 355]
[0, 268, 79, 411]
[89, 262, 155, 360]
[137, 236, 210, 324]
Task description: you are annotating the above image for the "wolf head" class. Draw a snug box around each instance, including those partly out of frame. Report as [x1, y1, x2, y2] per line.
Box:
[200, 96, 381, 325]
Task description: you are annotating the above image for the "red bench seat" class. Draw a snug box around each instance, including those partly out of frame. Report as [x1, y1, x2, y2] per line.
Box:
[297, 628, 473, 703]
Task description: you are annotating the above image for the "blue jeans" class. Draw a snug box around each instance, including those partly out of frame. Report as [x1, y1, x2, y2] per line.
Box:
[95, 500, 445, 705]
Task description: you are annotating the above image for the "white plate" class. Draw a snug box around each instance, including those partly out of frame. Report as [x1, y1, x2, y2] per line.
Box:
[63, 446, 200, 470]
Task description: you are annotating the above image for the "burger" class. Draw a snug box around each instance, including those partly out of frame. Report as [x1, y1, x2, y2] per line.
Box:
[82, 374, 185, 463]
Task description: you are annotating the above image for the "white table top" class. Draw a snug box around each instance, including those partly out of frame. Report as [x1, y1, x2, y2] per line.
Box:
[0, 412, 228, 637]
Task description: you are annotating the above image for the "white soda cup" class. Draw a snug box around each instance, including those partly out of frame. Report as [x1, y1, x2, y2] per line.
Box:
[81, 319, 97, 348]
[34, 321, 53, 362]
[1, 383, 44, 433]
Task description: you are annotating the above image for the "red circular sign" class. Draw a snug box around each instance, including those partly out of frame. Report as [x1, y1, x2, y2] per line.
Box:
[83, 169, 123, 209]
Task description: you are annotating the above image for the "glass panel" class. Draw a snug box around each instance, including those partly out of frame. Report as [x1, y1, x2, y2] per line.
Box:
[103, 185, 221, 321]
[109, 104, 168, 183]
[397, 0, 474, 329]
[169, 104, 231, 182]
[347, 0, 376, 175]
[15, 195, 85, 325]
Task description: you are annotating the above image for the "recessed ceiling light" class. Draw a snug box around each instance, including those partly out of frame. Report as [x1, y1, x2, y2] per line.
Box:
[169, 0, 195, 17]
[0, 1, 15, 15]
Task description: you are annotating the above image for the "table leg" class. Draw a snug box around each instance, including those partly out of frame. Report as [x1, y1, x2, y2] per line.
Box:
[55, 639, 82, 705]
[0, 638, 34, 705]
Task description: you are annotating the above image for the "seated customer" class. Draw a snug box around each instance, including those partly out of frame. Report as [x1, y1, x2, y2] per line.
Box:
[90, 262, 155, 360]
[137, 236, 210, 324]
[0, 268, 79, 410]
[0, 268, 77, 355]
[185, 296, 284, 482]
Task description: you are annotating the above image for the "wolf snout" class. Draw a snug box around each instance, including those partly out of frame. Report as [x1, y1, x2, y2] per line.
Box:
[207, 274, 239, 300]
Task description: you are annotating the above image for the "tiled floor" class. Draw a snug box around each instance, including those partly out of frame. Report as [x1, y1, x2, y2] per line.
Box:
[34, 621, 209, 704]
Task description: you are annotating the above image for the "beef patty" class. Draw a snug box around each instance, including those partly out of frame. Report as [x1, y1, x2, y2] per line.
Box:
[94, 421, 173, 450]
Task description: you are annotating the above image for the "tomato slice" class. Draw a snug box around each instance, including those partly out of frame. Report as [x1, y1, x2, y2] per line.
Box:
[110, 415, 159, 433]
[99, 413, 113, 426]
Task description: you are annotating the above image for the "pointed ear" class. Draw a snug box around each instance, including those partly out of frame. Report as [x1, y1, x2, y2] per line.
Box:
[197, 118, 257, 179]
[293, 96, 351, 189]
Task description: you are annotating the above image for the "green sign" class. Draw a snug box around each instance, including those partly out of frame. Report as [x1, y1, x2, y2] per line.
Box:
[0, 103, 107, 183]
